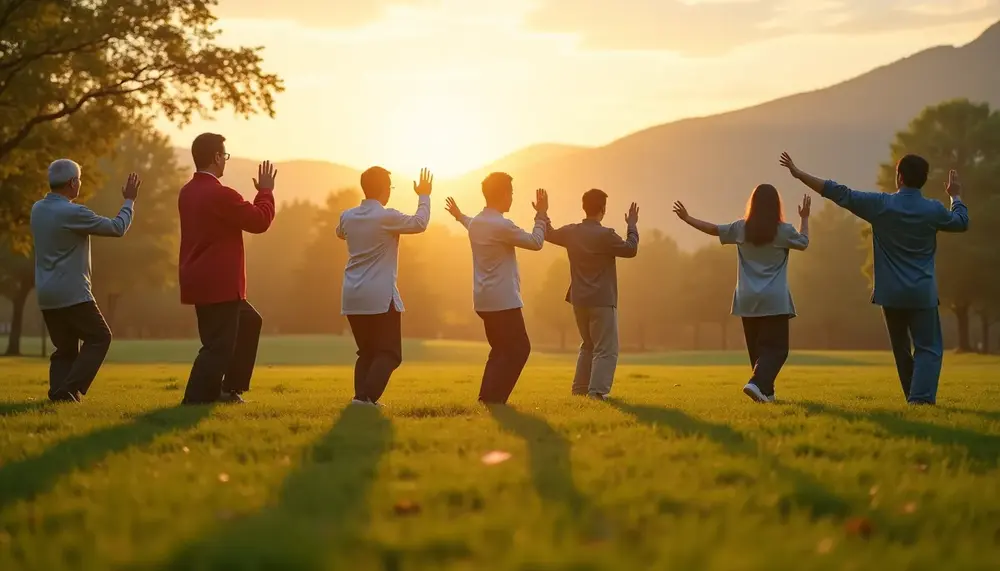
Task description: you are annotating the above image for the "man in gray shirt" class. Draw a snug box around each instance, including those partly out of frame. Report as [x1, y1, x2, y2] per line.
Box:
[546, 189, 639, 399]
[30, 159, 140, 402]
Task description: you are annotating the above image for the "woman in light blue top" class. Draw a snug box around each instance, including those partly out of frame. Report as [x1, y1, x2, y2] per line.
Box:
[673, 184, 810, 403]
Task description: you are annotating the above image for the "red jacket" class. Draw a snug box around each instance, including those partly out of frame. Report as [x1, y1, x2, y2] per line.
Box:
[178, 172, 275, 305]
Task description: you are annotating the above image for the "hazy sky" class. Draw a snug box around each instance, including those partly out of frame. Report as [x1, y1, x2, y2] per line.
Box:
[159, 0, 1000, 177]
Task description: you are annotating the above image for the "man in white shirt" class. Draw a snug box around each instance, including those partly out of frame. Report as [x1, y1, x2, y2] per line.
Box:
[337, 166, 433, 405]
[445, 172, 548, 404]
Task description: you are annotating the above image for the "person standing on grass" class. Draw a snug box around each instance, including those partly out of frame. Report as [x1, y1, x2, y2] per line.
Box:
[30, 159, 141, 403]
[337, 167, 433, 407]
[672, 185, 810, 403]
[444, 173, 548, 405]
[779, 152, 968, 405]
[545, 189, 639, 400]
[178, 133, 277, 405]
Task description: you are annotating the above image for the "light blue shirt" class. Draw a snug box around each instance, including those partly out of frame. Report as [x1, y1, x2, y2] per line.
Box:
[336, 195, 430, 315]
[458, 209, 547, 312]
[30, 193, 134, 310]
[821, 180, 969, 308]
[718, 220, 809, 317]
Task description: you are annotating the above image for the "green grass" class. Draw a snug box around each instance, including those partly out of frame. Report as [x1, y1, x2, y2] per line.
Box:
[1, 353, 999, 570]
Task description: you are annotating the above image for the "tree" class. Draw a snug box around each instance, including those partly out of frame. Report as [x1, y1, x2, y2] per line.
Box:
[876, 99, 1000, 352]
[684, 244, 737, 349]
[0, 0, 283, 240]
[90, 125, 184, 330]
[618, 230, 683, 351]
[0, 236, 33, 355]
[533, 258, 574, 350]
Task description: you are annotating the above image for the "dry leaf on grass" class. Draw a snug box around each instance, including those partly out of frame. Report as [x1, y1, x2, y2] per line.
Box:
[481, 451, 512, 465]
[393, 500, 421, 516]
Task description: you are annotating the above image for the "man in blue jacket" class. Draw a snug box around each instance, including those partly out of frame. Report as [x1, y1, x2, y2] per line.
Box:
[779, 152, 969, 405]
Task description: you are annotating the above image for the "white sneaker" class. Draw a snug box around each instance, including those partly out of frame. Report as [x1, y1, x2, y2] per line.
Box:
[351, 398, 376, 407]
[742, 383, 774, 403]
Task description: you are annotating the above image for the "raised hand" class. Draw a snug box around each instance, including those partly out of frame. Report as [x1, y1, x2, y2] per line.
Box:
[445, 197, 463, 221]
[532, 188, 549, 215]
[671, 201, 689, 221]
[626, 202, 639, 226]
[779, 152, 801, 177]
[414, 167, 433, 196]
[798, 194, 811, 217]
[253, 160, 277, 191]
[946, 169, 962, 197]
[121, 172, 141, 201]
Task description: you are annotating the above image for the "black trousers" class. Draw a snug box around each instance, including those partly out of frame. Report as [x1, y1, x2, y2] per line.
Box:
[477, 308, 531, 404]
[182, 300, 262, 405]
[42, 301, 112, 400]
[741, 315, 790, 397]
[346, 304, 402, 403]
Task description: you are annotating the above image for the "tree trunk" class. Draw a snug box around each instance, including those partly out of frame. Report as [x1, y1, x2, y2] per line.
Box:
[980, 310, 990, 354]
[4, 285, 31, 356]
[953, 304, 972, 352]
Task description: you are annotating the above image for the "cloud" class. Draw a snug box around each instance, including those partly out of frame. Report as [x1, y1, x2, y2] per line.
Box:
[526, 0, 1000, 56]
[214, 0, 435, 28]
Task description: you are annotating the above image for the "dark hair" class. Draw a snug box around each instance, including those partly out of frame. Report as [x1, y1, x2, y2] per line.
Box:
[897, 154, 929, 189]
[744, 184, 784, 246]
[191, 133, 226, 170]
[482, 172, 513, 203]
[360, 166, 391, 198]
[582, 188, 607, 217]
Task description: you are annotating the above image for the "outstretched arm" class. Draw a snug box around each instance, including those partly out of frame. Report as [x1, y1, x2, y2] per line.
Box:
[604, 202, 639, 257]
[545, 221, 570, 247]
[501, 217, 547, 251]
[66, 202, 134, 237]
[382, 196, 431, 234]
[780, 152, 884, 223]
[445, 197, 472, 229]
[672, 201, 719, 237]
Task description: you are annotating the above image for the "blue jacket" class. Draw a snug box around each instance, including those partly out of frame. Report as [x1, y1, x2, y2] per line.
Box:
[821, 180, 969, 309]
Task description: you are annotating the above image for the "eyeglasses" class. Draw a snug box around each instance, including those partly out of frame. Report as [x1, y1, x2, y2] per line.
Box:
[219, 152, 230, 160]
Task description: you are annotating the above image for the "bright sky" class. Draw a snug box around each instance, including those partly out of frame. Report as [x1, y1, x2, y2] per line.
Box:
[159, 0, 1000, 177]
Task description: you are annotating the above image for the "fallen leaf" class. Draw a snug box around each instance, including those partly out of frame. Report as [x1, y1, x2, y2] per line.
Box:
[902, 502, 917, 514]
[481, 451, 512, 465]
[869, 485, 879, 496]
[816, 538, 834, 554]
[393, 500, 421, 516]
[844, 517, 873, 539]
[182, 446, 190, 454]
[218, 473, 230, 483]
[916, 463, 929, 473]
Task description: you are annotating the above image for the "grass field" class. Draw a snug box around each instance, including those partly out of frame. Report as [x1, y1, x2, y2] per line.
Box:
[1, 344, 1000, 570]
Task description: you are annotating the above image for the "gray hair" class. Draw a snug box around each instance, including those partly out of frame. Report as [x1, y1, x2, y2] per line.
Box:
[48, 159, 81, 190]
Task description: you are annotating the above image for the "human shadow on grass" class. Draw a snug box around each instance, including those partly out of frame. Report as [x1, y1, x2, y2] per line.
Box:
[800, 401, 1000, 470]
[608, 399, 851, 521]
[0, 405, 213, 511]
[0, 400, 51, 417]
[158, 404, 392, 571]
[487, 405, 587, 519]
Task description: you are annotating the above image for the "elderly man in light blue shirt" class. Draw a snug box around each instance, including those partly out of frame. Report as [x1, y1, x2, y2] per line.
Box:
[781, 152, 969, 405]
[30, 159, 140, 402]
[337, 166, 432, 407]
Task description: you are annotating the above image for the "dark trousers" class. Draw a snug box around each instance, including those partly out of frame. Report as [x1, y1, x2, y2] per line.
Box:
[41, 301, 112, 400]
[882, 307, 943, 404]
[346, 304, 402, 403]
[477, 308, 531, 404]
[741, 315, 790, 397]
[182, 300, 262, 405]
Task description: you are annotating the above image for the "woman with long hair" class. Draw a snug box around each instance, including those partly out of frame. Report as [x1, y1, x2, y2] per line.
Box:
[673, 184, 810, 403]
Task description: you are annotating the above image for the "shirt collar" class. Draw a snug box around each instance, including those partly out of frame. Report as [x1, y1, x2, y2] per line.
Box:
[582, 218, 601, 225]
[194, 171, 221, 183]
[361, 198, 385, 209]
[898, 187, 922, 195]
[481, 207, 503, 217]
[45, 192, 70, 202]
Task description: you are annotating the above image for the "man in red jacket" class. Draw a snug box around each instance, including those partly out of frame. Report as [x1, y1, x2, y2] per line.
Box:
[178, 133, 276, 404]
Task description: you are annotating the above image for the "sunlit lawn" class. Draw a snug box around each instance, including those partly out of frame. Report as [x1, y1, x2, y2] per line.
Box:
[1, 346, 999, 570]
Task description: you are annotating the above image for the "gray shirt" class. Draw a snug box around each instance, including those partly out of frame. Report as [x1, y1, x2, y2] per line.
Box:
[30, 193, 134, 310]
[457, 208, 547, 313]
[336, 196, 430, 315]
[717, 220, 808, 317]
[546, 219, 638, 307]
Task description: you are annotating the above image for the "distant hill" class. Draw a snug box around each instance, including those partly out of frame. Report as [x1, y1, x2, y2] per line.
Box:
[486, 20, 1000, 249]
[171, 148, 362, 206]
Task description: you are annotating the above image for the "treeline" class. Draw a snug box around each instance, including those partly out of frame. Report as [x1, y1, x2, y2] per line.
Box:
[4, 99, 1000, 354]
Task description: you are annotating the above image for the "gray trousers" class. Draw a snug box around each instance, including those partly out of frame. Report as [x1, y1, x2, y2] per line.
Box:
[572, 306, 619, 396]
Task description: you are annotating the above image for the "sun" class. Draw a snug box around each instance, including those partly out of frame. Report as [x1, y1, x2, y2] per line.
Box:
[380, 92, 493, 178]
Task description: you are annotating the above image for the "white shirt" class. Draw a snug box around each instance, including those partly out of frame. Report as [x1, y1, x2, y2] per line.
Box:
[337, 196, 430, 315]
[458, 208, 547, 312]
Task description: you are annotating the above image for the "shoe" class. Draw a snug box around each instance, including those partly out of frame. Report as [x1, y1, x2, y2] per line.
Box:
[588, 393, 608, 401]
[50, 391, 80, 403]
[351, 398, 376, 407]
[217, 390, 245, 404]
[742, 383, 774, 403]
